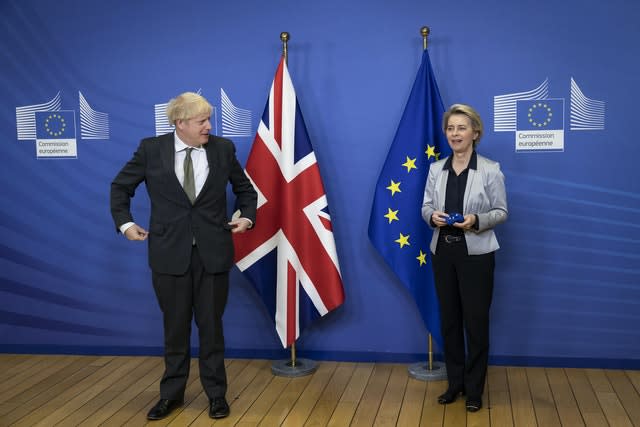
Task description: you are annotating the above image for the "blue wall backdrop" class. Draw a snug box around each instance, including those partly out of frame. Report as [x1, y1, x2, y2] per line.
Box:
[1, 0, 638, 368]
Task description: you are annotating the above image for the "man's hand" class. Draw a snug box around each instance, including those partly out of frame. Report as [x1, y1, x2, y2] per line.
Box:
[227, 218, 252, 233]
[124, 224, 149, 241]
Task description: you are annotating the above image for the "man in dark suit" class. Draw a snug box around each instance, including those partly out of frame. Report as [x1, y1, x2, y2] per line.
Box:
[110, 92, 257, 420]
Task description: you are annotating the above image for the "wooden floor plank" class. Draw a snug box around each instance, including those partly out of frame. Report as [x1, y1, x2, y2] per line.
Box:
[3, 355, 97, 406]
[258, 372, 313, 426]
[303, 362, 356, 427]
[587, 368, 634, 427]
[0, 354, 638, 427]
[279, 362, 337, 427]
[506, 366, 536, 427]
[419, 380, 446, 427]
[526, 367, 561, 427]
[627, 370, 640, 391]
[486, 365, 512, 427]
[606, 370, 640, 426]
[441, 396, 467, 427]
[565, 368, 609, 427]
[0, 357, 100, 422]
[0, 354, 46, 379]
[237, 371, 291, 425]
[326, 363, 374, 427]
[546, 367, 584, 427]
[0, 355, 49, 393]
[396, 375, 426, 427]
[80, 356, 163, 427]
[596, 391, 634, 427]
[349, 363, 392, 426]
[373, 364, 408, 427]
[0, 355, 69, 402]
[4, 357, 108, 426]
[52, 356, 151, 426]
[35, 356, 146, 426]
[207, 360, 275, 427]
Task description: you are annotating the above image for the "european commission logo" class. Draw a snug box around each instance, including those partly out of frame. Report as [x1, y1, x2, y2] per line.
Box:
[494, 77, 605, 152]
[16, 91, 110, 159]
[516, 99, 564, 151]
[35, 111, 77, 158]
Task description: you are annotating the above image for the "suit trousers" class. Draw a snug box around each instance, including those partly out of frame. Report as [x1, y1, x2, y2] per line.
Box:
[151, 245, 229, 400]
[431, 238, 495, 399]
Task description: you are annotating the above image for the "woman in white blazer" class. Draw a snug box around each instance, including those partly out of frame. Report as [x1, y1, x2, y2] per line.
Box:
[422, 104, 507, 412]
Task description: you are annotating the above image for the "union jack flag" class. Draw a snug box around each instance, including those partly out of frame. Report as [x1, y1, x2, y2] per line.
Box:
[233, 57, 345, 348]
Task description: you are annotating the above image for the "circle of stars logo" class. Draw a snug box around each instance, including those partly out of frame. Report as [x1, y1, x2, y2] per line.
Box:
[44, 113, 66, 137]
[527, 102, 553, 128]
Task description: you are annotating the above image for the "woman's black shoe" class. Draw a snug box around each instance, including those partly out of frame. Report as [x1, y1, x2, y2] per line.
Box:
[466, 397, 482, 412]
[437, 387, 464, 404]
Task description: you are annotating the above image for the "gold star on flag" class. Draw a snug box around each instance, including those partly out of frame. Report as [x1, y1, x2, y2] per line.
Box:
[416, 250, 427, 266]
[402, 156, 417, 173]
[425, 144, 436, 159]
[386, 180, 401, 196]
[384, 208, 399, 224]
[395, 233, 410, 248]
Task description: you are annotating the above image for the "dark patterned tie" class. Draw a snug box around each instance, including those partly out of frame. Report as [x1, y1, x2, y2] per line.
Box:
[183, 147, 196, 203]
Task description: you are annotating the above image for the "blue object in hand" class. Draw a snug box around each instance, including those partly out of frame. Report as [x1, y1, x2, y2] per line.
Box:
[446, 213, 465, 225]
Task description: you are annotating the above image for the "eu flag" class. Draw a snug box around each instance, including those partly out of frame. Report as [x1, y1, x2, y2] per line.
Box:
[368, 49, 450, 349]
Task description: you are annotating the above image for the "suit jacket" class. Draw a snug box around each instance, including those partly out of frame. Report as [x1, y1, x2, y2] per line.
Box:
[110, 133, 257, 275]
[421, 153, 508, 255]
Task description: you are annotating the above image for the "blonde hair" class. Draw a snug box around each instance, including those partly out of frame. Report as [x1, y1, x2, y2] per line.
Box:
[443, 103, 484, 146]
[166, 92, 213, 125]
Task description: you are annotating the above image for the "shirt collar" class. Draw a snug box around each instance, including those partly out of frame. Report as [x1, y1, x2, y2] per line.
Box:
[174, 131, 205, 153]
[443, 150, 478, 171]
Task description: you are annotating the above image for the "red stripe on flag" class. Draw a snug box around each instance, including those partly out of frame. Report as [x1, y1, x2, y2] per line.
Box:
[319, 215, 333, 231]
[273, 58, 284, 148]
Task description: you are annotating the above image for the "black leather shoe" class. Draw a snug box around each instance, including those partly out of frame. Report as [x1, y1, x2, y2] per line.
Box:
[466, 397, 482, 412]
[437, 387, 465, 404]
[209, 397, 230, 419]
[147, 398, 184, 420]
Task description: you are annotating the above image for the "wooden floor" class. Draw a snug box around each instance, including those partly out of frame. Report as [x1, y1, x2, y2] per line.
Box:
[0, 355, 638, 426]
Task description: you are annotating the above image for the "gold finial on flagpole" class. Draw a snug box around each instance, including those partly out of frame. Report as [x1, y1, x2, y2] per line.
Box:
[421, 26, 430, 50]
[280, 32, 290, 64]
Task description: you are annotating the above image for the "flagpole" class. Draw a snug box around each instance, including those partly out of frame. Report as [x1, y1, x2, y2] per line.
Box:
[408, 25, 448, 382]
[269, 31, 319, 378]
[281, 30, 297, 371]
[422, 26, 429, 50]
[281, 31, 289, 64]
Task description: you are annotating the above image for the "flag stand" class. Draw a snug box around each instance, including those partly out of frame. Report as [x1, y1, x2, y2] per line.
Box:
[268, 32, 320, 378]
[406, 27, 447, 382]
[271, 342, 318, 377]
[408, 332, 447, 381]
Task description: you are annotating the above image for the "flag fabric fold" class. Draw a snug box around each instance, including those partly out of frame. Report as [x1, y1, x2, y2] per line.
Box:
[233, 57, 345, 348]
[368, 49, 450, 349]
